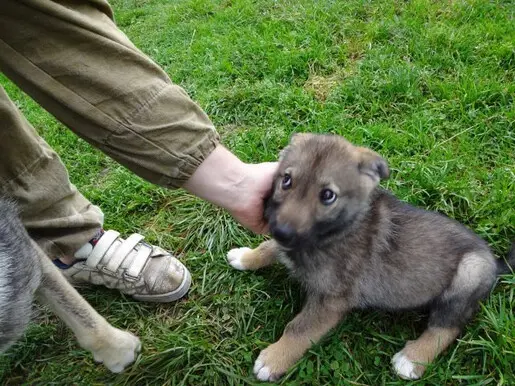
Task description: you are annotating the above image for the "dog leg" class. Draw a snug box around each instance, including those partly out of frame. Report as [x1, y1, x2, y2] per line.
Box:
[392, 326, 459, 380]
[227, 239, 279, 271]
[253, 294, 346, 381]
[35, 243, 141, 373]
[0, 246, 40, 353]
[392, 251, 496, 380]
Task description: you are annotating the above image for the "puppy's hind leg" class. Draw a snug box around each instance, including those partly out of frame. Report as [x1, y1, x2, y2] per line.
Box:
[35, 242, 141, 373]
[392, 251, 497, 380]
[392, 326, 460, 380]
[227, 239, 280, 271]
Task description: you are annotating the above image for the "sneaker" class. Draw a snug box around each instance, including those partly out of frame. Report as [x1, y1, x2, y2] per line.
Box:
[56, 230, 191, 303]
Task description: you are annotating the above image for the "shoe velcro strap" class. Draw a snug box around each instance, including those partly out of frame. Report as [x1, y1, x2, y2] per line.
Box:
[86, 230, 120, 268]
[104, 233, 145, 273]
[126, 244, 152, 279]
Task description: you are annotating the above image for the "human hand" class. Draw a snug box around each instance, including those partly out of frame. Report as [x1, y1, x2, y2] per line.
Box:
[184, 145, 277, 234]
[227, 162, 277, 234]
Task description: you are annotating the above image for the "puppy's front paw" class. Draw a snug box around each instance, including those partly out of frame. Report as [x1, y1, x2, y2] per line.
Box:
[227, 247, 252, 270]
[91, 328, 141, 373]
[253, 342, 295, 382]
[392, 351, 424, 380]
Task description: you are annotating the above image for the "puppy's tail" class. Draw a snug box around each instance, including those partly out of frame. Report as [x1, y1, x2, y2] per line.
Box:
[496, 242, 515, 276]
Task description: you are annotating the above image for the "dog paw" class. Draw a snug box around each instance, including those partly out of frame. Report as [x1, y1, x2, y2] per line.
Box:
[91, 328, 141, 373]
[253, 343, 292, 382]
[254, 357, 276, 382]
[227, 247, 252, 270]
[392, 351, 422, 380]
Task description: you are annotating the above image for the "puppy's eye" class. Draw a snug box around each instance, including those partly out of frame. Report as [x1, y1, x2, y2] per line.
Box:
[320, 189, 337, 205]
[282, 174, 292, 190]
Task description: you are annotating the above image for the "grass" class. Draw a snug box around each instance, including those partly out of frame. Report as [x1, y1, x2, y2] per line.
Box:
[0, 0, 514, 384]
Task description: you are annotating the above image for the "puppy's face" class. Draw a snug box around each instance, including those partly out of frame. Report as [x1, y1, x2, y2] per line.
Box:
[266, 133, 389, 248]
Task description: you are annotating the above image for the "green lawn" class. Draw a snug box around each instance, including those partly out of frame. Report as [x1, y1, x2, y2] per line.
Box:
[1, 0, 514, 384]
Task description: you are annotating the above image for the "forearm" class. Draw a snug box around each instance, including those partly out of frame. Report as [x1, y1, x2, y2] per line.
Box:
[183, 145, 248, 212]
[183, 144, 278, 234]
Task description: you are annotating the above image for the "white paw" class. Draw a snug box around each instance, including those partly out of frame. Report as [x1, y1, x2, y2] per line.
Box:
[254, 357, 272, 381]
[252, 349, 284, 382]
[227, 247, 251, 271]
[392, 351, 420, 380]
[91, 329, 141, 373]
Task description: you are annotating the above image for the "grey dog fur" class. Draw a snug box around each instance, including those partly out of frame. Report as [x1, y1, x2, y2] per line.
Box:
[0, 198, 141, 373]
[266, 134, 511, 319]
[249, 133, 514, 379]
[0, 199, 41, 352]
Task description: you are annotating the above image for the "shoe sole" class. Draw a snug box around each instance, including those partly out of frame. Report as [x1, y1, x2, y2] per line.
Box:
[132, 268, 192, 303]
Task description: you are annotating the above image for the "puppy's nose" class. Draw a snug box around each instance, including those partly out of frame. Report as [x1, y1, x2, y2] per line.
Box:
[272, 224, 297, 244]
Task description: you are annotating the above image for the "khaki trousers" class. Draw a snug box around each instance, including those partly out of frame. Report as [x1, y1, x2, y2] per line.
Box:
[0, 0, 219, 258]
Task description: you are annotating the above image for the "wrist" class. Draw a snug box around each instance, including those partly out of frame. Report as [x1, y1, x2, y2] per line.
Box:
[183, 145, 249, 213]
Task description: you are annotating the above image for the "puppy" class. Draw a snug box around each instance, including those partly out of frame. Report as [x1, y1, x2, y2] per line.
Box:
[227, 133, 514, 381]
[0, 199, 141, 373]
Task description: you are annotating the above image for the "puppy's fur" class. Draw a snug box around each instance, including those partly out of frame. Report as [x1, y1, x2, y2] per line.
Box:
[227, 133, 514, 381]
[0, 199, 141, 373]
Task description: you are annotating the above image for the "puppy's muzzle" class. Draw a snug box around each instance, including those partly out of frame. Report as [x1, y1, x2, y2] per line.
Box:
[271, 223, 298, 247]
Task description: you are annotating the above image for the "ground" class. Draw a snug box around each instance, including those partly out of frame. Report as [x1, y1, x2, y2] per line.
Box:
[0, 0, 514, 384]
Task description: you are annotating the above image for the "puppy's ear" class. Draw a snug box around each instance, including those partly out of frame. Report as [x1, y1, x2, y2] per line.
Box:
[280, 133, 313, 160]
[357, 147, 389, 182]
[278, 146, 289, 161]
[290, 132, 314, 146]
